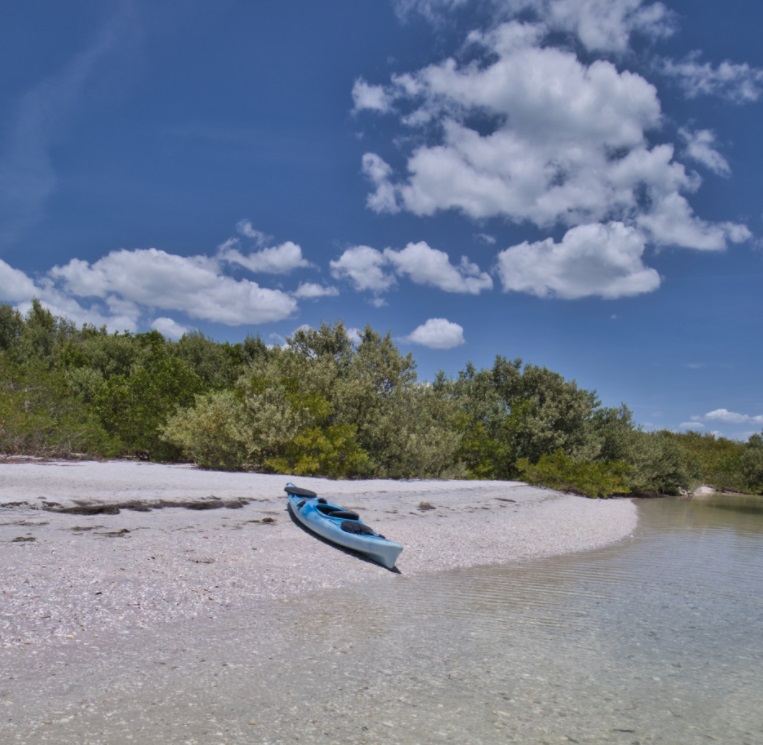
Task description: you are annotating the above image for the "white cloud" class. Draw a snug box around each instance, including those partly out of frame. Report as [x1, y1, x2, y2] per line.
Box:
[329, 245, 396, 293]
[704, 409, 763, 425]
[356, 10, 751, 263]
[383, 241, 493, 294]
[393, 0, 470, 23]
[496, 222, 661, 299]
[679, 128, 730, 177]
[292, 282, 339, 299]
[352, 79, 392, 113]
[0, 259, 39, 302]
[404, 318, 465, 349]
[662, 54, 763, 103]
[637, 193, 750, 250]
[152, 317, 190, 340]
[1, 222, 318, 335]
[679, 421, 705, 431]
[395, 1, 675, 52]
[362, 153, 399, 213]
[542, 0, 675, 52]
[331, 241, 492, 296]
[220, 240, 312, 274]
[235, 220, 272, 246]
[476, 233, 496, 245]
[49, 247, 298, 325]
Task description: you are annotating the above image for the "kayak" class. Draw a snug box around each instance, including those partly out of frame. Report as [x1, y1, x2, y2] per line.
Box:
[284, 483, 403, 569]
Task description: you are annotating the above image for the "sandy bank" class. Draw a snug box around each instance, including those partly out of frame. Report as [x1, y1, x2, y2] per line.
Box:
[0, 460, 637, 649]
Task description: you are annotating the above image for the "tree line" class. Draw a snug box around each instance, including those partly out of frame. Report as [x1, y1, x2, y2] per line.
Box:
[2, 301, 761, 496]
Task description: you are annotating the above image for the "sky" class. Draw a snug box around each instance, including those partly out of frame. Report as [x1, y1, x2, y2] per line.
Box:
[1, 0, 761, 441]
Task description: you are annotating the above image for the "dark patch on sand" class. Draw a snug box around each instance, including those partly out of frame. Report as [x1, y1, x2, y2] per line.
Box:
[94, 528, 131, 537]
[0, 497, 257, 515]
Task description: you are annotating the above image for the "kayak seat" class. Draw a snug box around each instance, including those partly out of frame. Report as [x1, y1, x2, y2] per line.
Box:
[316, 503, 337, 515]
[341, 520, 376, 536]
[326, 510, 359, 520]
[315, 504, 359, 519]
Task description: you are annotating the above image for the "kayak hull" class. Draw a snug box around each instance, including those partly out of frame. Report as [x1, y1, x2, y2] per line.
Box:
[285, 483, 403, 569]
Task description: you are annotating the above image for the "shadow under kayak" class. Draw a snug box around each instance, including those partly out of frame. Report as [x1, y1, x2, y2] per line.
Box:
[285, 483, 403, 570]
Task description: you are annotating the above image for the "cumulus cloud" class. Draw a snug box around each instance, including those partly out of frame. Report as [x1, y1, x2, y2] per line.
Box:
[331, 241, 492, 296]
[0, 259, 39, 302]
[541, 0, 675, 52]
[217, 222, 312, 274]
[355, 4, 752, 279]
[496, 222, 661, 299]
[352, 79, 392, 114]
[152, 317, 190, 340]
[50, 248, 297, 325]
[636, 193, 750, 250]
[384, 241, 493, 294]
[404, 317, 465, 349]
[0, 221, 316, 332]
[220, 240, 312, 274]
[329, 245, 396, 294]
[361, 153, 399, 213]
[704, 409, 763, 425]
[292, 282, 339, 299]
[392, 0, 675, 52]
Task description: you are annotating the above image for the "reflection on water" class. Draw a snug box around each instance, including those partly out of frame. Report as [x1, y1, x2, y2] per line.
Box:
[6, 495, 763, 744]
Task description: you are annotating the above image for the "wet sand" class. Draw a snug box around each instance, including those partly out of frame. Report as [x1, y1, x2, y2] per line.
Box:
[1, 459, 637, 650]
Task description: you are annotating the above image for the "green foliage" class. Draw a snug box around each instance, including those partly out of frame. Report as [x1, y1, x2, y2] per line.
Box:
[161, 322, 461, 478]
[266, 424, 368, 478]
[0, 302, 756, 492]
[442, 356, 602, 479]
[518, 450, 630, 498]
[740, 432, 763, 494]
[0, 356, 118, 457]
[665, 430, 745, 492]
[624, 431, 691, 495]
[173, 332, 249, 389]
[0, 305, 23, 351]
[161, 390, 250, 470]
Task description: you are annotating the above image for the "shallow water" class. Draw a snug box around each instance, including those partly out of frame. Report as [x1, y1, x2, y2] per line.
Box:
[4, 495, 763, 744]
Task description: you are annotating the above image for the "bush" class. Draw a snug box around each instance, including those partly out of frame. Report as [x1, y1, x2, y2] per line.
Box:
[625, 431, 690, 495]
[161, 391, 249, 470]
[517, 450, 630, 498]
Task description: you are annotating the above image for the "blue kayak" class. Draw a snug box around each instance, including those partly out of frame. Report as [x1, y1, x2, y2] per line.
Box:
[285, 483, 403, 569]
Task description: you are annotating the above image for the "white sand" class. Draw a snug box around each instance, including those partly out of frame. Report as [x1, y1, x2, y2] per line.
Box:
[0, 459, 637, 649]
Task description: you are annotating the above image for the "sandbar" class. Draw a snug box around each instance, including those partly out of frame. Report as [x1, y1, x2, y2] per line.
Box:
[0, 459, 637, 649]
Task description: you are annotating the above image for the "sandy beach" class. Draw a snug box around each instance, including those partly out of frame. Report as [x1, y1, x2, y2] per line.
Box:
[1, 459, 637, 650]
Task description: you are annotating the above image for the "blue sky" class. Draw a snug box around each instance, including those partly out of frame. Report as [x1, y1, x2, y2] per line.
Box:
[1, 0, 761, 440]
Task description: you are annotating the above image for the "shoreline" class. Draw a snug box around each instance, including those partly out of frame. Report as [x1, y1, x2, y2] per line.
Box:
[1, 460, 637, 649]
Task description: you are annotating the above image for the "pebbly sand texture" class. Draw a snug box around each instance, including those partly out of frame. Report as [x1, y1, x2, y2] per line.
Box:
[0, 459, 637, 650]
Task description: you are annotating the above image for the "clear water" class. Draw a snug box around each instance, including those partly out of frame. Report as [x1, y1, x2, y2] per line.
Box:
[5, 496, 763, 744]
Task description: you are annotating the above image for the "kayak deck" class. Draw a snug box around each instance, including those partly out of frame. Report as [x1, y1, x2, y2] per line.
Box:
[285, 483, 403, 569]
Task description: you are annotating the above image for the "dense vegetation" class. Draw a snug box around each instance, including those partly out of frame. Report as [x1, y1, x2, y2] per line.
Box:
[2, 302, 761, 497]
